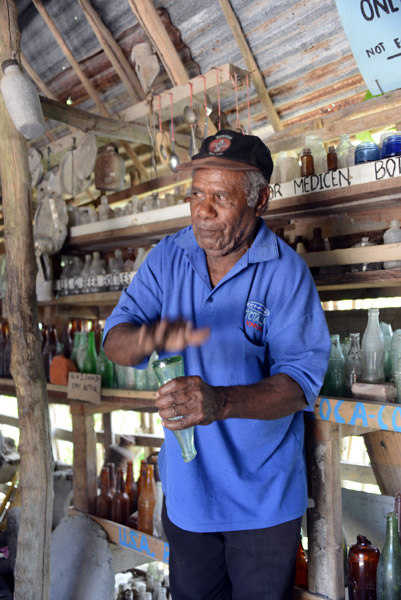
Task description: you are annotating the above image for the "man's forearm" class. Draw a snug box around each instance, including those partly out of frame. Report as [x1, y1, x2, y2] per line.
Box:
[103, 323, 153, 366]
[217, 373, 308, 421]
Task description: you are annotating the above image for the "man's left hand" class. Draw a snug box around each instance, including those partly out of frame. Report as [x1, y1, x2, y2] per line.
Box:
[155, 376, 225, 429]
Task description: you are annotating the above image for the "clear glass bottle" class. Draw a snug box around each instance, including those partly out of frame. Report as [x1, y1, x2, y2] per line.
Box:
[83, 331, 97, 374]
[95, 143, 126, 192]
[123, 248, 136, 273]
[391, 330, 401, 383]
[348, 534, 380, 600]
[89, 251, 105, 293]
[351, 237, 381, 272]
[321, 334, 346, 397]
[76, 331, 88, 373]
[362, 309, 385, 383]
[153, 481, 165, 539]
[108, 249, 124, 291]
[380, 322, 394, 381]
[80, 254, 92, 294]
[336, 133, 355, 168]
[342, 337, 351, 360]
[345, 333, 363, 397]
[395, 357, 401, 404]
[305, 134, 327, 174]
[133, 247, 146, 271]
[376, 512, 401, 599]
[70, 256, 84, 295]
[98, 195, 110, 221]
[70, 331, 81, 368]
[383, 220, 401, 270]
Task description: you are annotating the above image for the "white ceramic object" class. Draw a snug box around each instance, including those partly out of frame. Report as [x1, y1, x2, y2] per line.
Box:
[75, 133, 97, 180]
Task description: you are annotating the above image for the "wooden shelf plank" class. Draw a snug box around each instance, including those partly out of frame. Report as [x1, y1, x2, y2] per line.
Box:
[315, 269, 401, 291]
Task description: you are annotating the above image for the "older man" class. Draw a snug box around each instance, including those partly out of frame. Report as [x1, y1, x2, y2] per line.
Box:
[104, 130, 331, 599]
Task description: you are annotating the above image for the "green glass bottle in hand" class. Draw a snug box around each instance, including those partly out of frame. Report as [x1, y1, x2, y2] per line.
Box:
[152, 355, 197, 462]
[83, 330, 97, 374]
[377, 512, 401, 599]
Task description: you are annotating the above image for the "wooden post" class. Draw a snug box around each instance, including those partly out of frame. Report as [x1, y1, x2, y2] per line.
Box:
[0, 2, 53, 599]
[71, 402, 98, 515]
[305, 418, 345, 600]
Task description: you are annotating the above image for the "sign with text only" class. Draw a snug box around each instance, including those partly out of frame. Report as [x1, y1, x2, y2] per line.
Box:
[67, 372, 101, 404]
[335, 0, 401, 95]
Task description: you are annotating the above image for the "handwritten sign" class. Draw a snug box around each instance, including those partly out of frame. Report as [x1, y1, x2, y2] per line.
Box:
[335, 0, 401, 95]
[315, 397, 401, 432]
[67, 372, 101, 404]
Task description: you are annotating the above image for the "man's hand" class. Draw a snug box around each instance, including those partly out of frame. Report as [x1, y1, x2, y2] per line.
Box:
[148, 319, 210, 354]
[155, 375, 225, 429]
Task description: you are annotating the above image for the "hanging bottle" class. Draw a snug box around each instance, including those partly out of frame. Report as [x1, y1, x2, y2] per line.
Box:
[126, 460, 138, 516]
[336, 133, 355, 168]
[383, 220, 401, 270]
[96, 466, 113, 520]
[321, 334, 346, 397]
[301, 148, 314, 177]
[76, 331, 88, 373]
[82, 331, 97, 374]
[111, 467, 130, 525]
[380, 322, 394, 382]
[345, 333, 363, 397]
[327, 146, 338, 171]
[96, 347, 114, 388]
[348, 534, 380, 600]
[391, 330, 401, 383]
[0, 59, 45, 139]
[95, 143, 126, 192]
[362, 309, 385, 384]
[376, 512, 401, 598]
[294, 537, 308, 589]
[42, 325, 58, 381]
[138, 464, 157, 535]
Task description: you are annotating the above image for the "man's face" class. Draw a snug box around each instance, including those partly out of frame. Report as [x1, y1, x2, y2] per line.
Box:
[190, 168, 265, 258]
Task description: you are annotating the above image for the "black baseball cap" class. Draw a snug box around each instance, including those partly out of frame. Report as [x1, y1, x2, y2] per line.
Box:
[177, 129, 274, 183]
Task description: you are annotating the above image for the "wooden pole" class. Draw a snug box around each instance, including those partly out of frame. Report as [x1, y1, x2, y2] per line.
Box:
[0, 2, 53, 599]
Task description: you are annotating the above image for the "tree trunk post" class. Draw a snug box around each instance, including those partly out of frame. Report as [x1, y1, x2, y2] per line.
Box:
[0, 2, 53, 599]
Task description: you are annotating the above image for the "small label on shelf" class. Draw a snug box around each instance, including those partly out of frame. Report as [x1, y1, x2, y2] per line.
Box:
[55, 270, 136, 294]
[67, 372, 101, 404]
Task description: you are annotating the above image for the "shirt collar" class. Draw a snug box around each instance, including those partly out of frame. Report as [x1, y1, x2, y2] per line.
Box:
[174, 219, 279, 263]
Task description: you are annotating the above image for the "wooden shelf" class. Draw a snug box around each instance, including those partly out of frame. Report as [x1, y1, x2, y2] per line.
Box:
[39, 291, 122, 307]
[314, 268, 401, 291]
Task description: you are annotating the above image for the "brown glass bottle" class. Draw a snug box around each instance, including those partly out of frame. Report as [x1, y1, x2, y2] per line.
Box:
[137, 464, 157, 535]
[111, 467, 130, 525]
[308, 227, 325, 252]
[1, 322, 11, 378]
[61, 323, 73, 359]
[70, 318, 82, 341]
[327, 146, 338, 171]
[348, 534, 380, 599]
[394, 493, 401, 544]
[301, 148, 314, 177]
[137, 459, 147, 500]
[42, 324, 58, 381]
[126, 460, 138, 515]
[108, 462, 116, 496]
[96, 466, 113, 520]
[294, 537, 308, 589]
[41, 323, 48, 351]
[92, 321, 102, 355]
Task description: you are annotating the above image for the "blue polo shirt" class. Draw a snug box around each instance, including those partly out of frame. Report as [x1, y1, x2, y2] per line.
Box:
[104, 219, 331, 532]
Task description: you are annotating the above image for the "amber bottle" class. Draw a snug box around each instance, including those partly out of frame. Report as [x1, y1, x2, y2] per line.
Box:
[348, 534, 380, 599]
[96, 466, 113, 520]
[61, 323, 73, 359]
[138, 464, 157, 535]
[137, 459, 147, 499]
[108, 462, 116, 496]
[327, 146, 338, 171]
[111, 467, 130, 525]
[294, 537, 308, 589]
[42, 324, 58, 381]
[126, 460, 138, 515]
[301, 148, 314, 177]
[70, 318, 82, 341]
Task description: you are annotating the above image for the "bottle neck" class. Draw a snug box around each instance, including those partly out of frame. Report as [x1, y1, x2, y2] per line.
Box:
[100, 467, 110, 493]
[384, 513, 399, 549]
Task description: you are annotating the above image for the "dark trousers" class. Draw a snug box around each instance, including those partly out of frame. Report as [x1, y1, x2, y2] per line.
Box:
[162, 502, 302, 600]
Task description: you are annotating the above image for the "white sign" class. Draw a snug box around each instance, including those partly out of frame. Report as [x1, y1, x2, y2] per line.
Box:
[335, 0, 401, 95]
[67, 372, 101, 404]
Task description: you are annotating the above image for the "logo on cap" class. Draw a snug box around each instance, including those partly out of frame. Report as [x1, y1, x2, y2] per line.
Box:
[208, 135, 232, 156]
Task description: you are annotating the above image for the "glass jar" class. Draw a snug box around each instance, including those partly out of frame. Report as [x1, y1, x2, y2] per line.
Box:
[301, 148, 314, 177]
[336, 134, 355, 168]
[95, 143, 126, 192]
[355, 142, 381, 164]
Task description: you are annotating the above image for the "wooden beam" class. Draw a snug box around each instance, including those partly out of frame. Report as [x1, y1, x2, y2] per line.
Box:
[71, 403, 97, 514]
[217, 0, 283, 132]
[77, 0, 144, 104]
[32, 0, 148, 181]
[39, 96, 149, 144]
[21, 52, 56, 100]
[0, 2, 53, 599]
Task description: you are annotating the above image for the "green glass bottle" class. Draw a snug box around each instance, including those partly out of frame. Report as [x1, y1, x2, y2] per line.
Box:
[377, 512, 401, 598]
[82, 331, 97, 374]
[70, 331, 81, 368]
[96, 347, 114, 388]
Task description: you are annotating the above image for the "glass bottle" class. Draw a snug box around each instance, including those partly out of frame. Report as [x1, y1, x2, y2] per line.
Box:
[70, 331, 81, 368]
[133, 247, 146, 271]
[348, 534, 380, 599]
[321, 334, 346, 397]
[89, 251, 105, 293]
[97, 195, 110, 221]
[327, 146, 338, 171]
[76, 331, 88, 373]
[345, 333, 363, 397]
[108, 462, 116, 496]
[391, 330, 401, 383]
[301, 148, 314, 177]
[92, 321, 102, 355]
[126, 460, 138, 516]
[96, 347, 114, 388]
[80, 254, 92, 294]
[308, 227, 325, 252]
[43, 325, 58, 381]
[153, 481, 165, 539]
[376, 512, 401, 598]
[61, 323, 73, 359]
[395, 357, 401, 404]
[70, 318, 82, 341]
[111, 467, 130, 525]
[362, 309, 385, 384]
[137, 459, 147, 501]
[41, 323, 48, 351]
[394, 494, 401, 545]
[96, 466, 113, 520]
[351, 237, 381, 273]
[138, 464, 157, 535]
[83, 331, 97, 374]
[336, 133, 355, 168]
[108, 249, 124, 291]
[95, 143, 126, 192]
[123, 247, 136, 272]
[305, 134, 327, 174]
[342, 337, 351, 360]
[383, 220, 401, 270]
[294, 537, 308, 589]
[380, 322, 394, 381]
[70, 257, 83, 295]
[2, 322, 11, 379]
